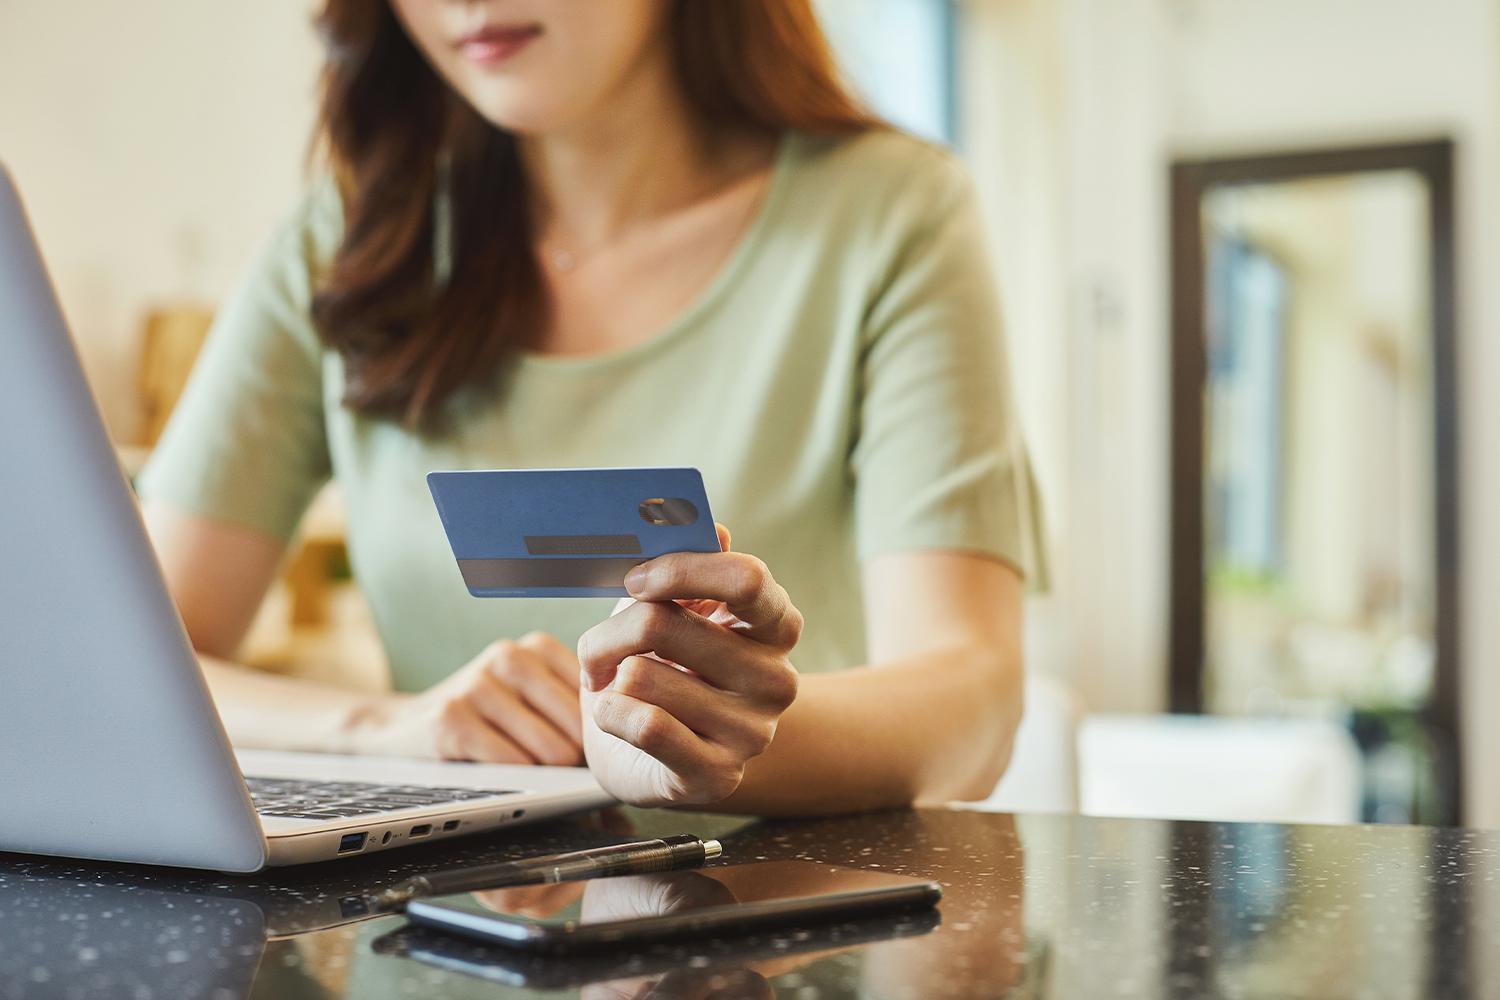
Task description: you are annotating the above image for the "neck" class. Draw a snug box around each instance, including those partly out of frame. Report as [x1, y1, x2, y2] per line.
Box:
[517, 43, 735, 247]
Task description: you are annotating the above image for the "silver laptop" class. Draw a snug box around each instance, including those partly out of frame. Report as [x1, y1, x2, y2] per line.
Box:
[0, 164, 612, 872]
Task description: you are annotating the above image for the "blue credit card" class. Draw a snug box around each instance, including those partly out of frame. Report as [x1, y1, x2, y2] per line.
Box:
[427, 467, 720, 598]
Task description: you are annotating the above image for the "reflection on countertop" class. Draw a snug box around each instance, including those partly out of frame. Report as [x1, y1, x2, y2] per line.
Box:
[2, 806, 1497, 999]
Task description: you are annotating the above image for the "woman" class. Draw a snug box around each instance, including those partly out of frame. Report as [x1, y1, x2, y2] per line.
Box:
[140, 0, 1045, 813]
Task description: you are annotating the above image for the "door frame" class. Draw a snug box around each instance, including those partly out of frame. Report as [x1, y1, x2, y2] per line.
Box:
[1166, 139, 1461, 822]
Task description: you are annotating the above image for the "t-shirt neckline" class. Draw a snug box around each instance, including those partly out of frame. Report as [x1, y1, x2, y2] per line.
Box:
[514, 131, 799, 374]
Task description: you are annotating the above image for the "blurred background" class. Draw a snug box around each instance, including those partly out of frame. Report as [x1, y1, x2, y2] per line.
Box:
[2, 0, 1498, 830]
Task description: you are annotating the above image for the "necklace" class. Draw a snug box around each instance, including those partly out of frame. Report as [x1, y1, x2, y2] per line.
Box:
[538, 162, 772, 275]
[539, 233, 614, 274]
[547, 246, 580, 272]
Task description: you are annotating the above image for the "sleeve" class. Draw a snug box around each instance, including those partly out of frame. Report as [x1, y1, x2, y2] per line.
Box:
[135, 188, 336, 543]
[850, 151, 1050, 586]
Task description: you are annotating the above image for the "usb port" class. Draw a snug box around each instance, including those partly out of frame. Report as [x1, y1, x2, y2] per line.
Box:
[337, 832, 367, 854]
[409, 824, 432, 838]
[442, 820, 460, 832]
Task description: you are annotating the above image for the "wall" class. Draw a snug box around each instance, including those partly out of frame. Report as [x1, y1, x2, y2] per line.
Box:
[0, 0, 321, 440]
[962, 0, 1175, 713]
[965, 0, 1500, 823]
[958, 0, 1075, 694]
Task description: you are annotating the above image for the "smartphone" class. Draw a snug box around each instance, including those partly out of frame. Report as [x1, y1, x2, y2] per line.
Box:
[404, 861, 942, 953]
[427, 467, 720, 598]
[373, 909, 941, 989]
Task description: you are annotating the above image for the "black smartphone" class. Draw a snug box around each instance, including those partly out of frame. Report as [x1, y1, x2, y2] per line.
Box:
[404, 860, 942, 953]
[373, 909, 942, 989]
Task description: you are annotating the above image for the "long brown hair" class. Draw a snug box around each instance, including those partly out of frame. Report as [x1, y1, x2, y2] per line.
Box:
[310, 1, 874, 428]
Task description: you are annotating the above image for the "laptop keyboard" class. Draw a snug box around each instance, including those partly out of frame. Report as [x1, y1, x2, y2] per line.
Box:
[246, 776, 518, 820]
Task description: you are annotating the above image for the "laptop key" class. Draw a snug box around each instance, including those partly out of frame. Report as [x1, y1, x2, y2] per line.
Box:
[246, 775, 522, 819]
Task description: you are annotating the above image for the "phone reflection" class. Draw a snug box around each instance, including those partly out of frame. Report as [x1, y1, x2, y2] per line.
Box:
[466, 859, 927, 928]
[376, 866, 944, 995]
[374, 907, 941, 996]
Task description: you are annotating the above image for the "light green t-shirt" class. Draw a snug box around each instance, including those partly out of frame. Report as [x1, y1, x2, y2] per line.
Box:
[139, 129, 1047, 692]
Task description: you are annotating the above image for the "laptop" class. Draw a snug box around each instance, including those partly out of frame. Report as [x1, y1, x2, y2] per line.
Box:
[0, 164, 612, 872]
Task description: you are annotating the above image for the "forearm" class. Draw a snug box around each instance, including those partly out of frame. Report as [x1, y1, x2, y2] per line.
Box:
[717, 641, 1022, 816]
[198, 654, 395, 754]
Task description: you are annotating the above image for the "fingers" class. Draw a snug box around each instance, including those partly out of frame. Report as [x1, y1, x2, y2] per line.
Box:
[590, 690, 702, 775]
[472, 881, 585, 918]
[518, 631, 582, 689]
[589, 690, 742, 804]
[624, 551, 802, 649]
[589, 807, 638, 837]
[435, 699, 533, 764]
[608, 656, 778, 758]
[478, 639, 584, 749]
[578, 536, 802, 808]
[466, 674, 582, 766]
[659, 969, 773, 1000]
[579, 602, 798, 706]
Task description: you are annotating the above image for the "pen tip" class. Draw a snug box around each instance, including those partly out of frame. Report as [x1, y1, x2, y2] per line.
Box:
[703, 839, 723, 860]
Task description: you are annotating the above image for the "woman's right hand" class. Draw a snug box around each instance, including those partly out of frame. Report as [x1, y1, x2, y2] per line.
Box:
[347, 632, 584, 766]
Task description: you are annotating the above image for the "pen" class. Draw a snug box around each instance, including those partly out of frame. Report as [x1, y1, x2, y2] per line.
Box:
[362, 834, 724, 912]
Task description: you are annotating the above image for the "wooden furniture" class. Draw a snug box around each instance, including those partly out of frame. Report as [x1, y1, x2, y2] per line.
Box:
[136, 304, 214, 446]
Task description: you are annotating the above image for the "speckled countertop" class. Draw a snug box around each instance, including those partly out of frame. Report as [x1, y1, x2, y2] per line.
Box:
[3, 807, 1497, 999]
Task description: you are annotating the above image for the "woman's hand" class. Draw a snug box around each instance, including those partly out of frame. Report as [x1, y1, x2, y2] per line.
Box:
[349, 632, 584, 766]
[577, 527, 802, 806]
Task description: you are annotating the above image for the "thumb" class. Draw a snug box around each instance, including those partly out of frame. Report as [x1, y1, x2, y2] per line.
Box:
[674, 525, 732, 617]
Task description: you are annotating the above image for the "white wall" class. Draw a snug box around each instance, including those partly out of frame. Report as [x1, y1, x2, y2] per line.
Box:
[959, 0, 1075, 700]
[965, 0, 1500, 824]
[0, 0, 321, 439]
[963, 0, 1176, 714]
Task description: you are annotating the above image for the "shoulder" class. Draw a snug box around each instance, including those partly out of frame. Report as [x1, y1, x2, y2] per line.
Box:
[229, 177, 345, 320]
[783, 128, 975, 226]
[271, 176, 345, 278]
[211, 177, 345, 361]
[791, 128, 966, 183]
[774, 129, 983, 278]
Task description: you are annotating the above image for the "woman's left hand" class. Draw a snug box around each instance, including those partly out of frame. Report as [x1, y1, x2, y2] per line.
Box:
[577, 526, 802, 807]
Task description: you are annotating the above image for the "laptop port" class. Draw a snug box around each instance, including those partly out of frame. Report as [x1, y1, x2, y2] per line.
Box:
[338, 832, 367, 854]
[409, 824, 432, 838]
[442, 820, 460, 832]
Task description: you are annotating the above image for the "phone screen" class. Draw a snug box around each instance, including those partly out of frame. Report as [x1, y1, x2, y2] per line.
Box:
[406, 861, 941, 950]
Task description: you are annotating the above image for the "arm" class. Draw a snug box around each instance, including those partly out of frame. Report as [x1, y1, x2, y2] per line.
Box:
[724, 550, 1022, 813]
[576, 541, 1023, 814]
[139, 191, 584, 766]
[145, 501, 585, 764]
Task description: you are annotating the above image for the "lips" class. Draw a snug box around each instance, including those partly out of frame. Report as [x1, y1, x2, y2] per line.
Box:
[455, 23, 542, 65]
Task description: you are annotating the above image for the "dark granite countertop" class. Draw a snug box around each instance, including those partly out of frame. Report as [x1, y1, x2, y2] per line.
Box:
[2, 806, 1496, 999]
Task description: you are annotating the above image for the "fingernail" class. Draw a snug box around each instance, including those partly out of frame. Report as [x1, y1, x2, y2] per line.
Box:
[624, 565, 647, 595]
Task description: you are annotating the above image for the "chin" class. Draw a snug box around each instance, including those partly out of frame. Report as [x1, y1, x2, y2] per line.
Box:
[457, 79, 585, 136]
[474, 108, 561, 135]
